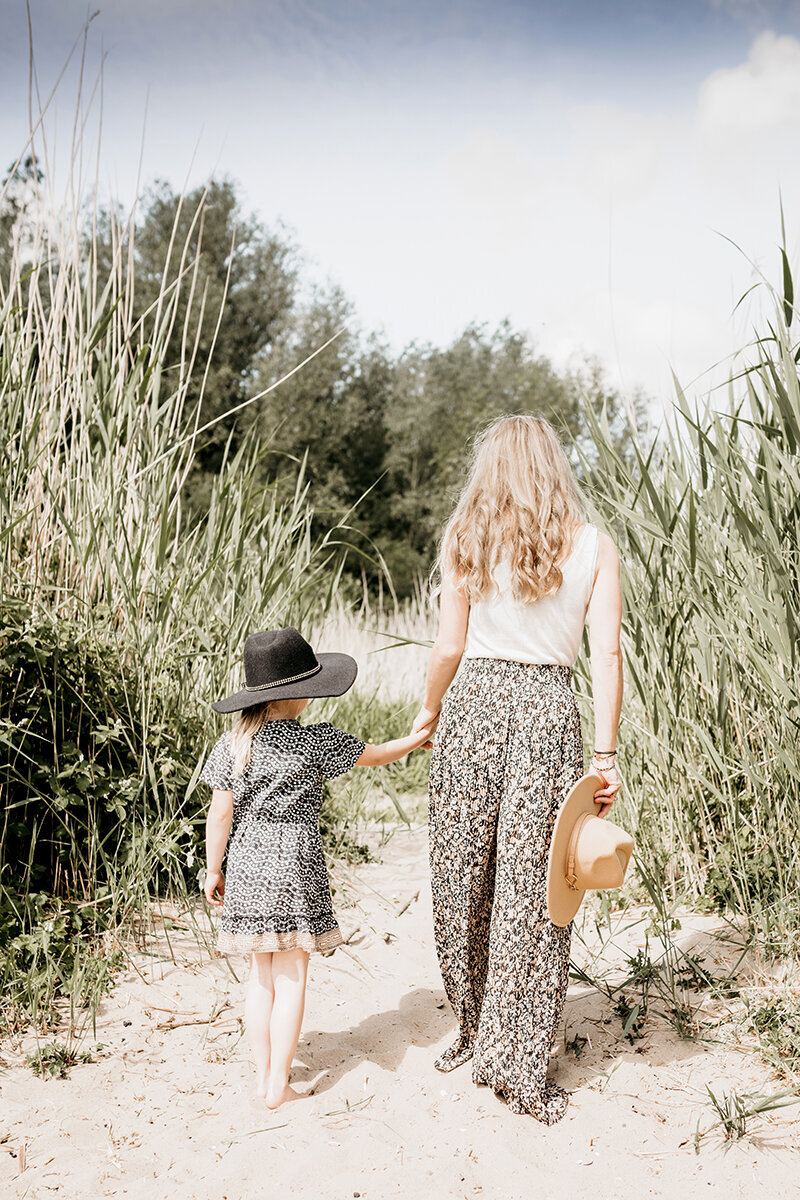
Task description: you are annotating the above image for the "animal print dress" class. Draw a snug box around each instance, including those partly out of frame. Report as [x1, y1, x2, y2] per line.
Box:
[200, 719, 365, 955]
[428, 659, 585, 1126]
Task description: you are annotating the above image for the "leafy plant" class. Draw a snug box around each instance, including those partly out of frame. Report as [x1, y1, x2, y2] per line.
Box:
[564, 1032, 589, 1059]
[0, 889, 124, 1035]
[25, 1041, 95, 1079]
[695, 1085, 800, 1149]
[748, 996, 800, 1082]
[0, 55, 350, 1030]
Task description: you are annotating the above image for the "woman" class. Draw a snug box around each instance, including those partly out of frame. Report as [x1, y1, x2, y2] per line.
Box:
[412, 414, 623, 1125]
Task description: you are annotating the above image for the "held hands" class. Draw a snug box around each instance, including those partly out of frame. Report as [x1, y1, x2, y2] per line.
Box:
[204, 869, 225, 907]
[357, 717, 439, 767]
[405, 718, 437, 752]
[411, 706, 441, 750]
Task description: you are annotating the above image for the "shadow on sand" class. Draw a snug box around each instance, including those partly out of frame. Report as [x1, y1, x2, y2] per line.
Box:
[294, 925, 730, 1106]
[294, 987, 453, 1095]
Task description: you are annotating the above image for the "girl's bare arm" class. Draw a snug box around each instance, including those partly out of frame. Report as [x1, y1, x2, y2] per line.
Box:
[356, 723, 435, 767]
[204, 788, 233, 905]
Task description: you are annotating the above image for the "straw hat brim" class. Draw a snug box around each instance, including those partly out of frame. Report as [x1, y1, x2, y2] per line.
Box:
[211, 652, 358, 713]
[547, 770, 607, 928]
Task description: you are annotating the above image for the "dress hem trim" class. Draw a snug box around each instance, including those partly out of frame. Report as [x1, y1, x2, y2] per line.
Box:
[216, 927, 343, 955]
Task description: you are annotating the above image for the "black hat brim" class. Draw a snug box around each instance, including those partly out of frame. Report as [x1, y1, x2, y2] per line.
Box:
[210, 652, 358, 714]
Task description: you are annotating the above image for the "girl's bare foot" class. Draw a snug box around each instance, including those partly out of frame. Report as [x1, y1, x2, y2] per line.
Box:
[265, 1083, 302, 1110]
[254, 1072, 269, 1099]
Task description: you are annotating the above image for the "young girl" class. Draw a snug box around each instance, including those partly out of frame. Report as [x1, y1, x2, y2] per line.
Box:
[200, 625, 434, 1110]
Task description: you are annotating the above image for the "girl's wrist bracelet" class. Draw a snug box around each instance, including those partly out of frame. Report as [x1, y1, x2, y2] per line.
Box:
[593, 750, 616, 757]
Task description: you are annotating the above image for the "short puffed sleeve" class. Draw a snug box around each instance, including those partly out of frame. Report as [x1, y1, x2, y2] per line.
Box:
[311, 722, 366, 779]
[200, 732, 234, 791]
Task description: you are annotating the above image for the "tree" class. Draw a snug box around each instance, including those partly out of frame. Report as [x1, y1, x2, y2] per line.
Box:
[380, 321, 647, 592]
[252, 316, 650, 596]
[89, 178, 650, 597]
[92, 178, 297, 482]
[248, 288, 395, 577]
[0, 156, 45, 292]
[5, 161, 650, 598]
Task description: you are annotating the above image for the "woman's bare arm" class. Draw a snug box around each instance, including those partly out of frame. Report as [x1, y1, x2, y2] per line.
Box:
[411, 574, 470, 737]
[586, 531, 623, 815]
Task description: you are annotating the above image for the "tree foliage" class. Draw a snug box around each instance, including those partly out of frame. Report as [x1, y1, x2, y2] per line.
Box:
[91, 178, 297, 476]
[1, 169, 650, 596]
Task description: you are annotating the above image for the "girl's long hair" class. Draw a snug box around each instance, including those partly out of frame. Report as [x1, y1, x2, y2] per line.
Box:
[436, 414, 588, 604]
[230, 702, 273, 777]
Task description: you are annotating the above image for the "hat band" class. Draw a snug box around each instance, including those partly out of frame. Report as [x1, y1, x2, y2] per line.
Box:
[244, 662, 322, 692]
[565, 811, 591, 891]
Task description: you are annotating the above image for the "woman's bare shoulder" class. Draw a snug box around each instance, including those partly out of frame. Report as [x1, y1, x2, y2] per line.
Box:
[594, 527, 618, 550]
[594, 528, 620, 569]
[566, 521, 613, 556]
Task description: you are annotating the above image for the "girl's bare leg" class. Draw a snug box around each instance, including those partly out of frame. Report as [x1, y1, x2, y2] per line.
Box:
[265, 947, 309, 1109]
[245, 952, 274, 1097]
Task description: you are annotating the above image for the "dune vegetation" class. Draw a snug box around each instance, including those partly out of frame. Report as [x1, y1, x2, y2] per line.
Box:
[0, 44, 798, 1092]
[577, 254, 800, 956]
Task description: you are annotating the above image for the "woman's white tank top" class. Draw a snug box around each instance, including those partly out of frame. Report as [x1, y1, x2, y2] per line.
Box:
[462, 524, 600, 668]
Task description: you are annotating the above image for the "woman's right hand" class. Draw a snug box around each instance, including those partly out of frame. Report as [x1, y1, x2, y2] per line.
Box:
[411, 706, 440, 749]
[204, 869, 225, 907]
[591, 762, 622, 819]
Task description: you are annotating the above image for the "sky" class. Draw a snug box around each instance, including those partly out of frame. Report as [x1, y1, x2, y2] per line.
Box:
[2, 0, 800, 411]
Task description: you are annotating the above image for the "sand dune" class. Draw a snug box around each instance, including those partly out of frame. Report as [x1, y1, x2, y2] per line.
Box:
[2, 827, 798, 1199]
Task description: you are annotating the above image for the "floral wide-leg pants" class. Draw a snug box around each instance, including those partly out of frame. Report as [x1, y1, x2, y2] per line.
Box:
[428, 657, 584, 1125]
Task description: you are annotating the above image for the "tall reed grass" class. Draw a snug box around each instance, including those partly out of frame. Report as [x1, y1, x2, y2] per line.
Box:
[4, 21, 799, 1047]
[573, 245, 800, 956]
[0, 42, 439, 1031]
[0, 60, 355, 1027]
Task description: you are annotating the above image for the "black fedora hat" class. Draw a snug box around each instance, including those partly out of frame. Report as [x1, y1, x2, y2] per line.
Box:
[211, 627, 358, 713]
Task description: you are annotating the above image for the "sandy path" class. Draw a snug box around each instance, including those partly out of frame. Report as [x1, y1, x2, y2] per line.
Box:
[2, 827, 798, 1199]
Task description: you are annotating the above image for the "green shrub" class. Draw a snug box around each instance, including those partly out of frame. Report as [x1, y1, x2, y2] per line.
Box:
[749, 996, 800, 1081]
[3, 602, 163, 892]
[25, 1041, 95, 1078]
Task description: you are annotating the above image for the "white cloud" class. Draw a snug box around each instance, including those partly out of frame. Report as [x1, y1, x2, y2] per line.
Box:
[564, 102, 665, 202]
[373, 39, 796, 414]
[444, 130, 541, 253]
[698, 30, 800, 136]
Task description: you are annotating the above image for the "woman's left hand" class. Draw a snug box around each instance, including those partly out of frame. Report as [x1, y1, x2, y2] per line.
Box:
[411, 706, 440, 749]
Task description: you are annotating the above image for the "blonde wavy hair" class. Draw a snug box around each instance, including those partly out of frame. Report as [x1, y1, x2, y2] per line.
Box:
[230, 702, 273, 777]
[437, 414, 588, 604]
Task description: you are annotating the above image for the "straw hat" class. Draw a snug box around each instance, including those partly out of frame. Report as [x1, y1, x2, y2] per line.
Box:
[547, 771, 634, 927]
